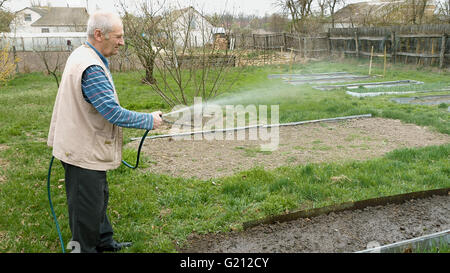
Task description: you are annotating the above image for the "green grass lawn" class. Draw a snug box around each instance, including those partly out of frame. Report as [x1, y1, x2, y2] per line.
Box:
[0, 58, 449, 253]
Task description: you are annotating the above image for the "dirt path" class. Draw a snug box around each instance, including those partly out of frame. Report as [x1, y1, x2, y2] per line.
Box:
[179, 194, 450, 253]
[128, 117, 450, 180]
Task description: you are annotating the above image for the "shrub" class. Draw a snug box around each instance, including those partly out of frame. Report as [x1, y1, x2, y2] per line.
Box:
[0, 44, 19, 86]
[438, 103, 448, 109]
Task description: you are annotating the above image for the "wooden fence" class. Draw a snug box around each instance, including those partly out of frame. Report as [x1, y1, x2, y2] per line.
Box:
[234, 33, 329, 58]
[7, 24, 450, 72]
[233, 24, 450, 68]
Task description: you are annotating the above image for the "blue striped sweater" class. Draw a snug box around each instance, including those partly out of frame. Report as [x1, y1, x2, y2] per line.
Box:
[81, 42, 153, 130]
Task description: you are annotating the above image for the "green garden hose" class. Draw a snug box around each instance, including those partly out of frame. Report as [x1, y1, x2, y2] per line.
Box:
[47, 156, 65, 253]
[47, 129, 150, 253]
[121, 129, 150, 169]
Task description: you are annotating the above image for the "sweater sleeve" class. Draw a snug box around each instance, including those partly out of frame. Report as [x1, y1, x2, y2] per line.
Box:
[81, 65, 153, 130]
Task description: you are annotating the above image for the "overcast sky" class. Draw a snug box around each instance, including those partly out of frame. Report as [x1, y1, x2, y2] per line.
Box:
[4, 0, 286, 17]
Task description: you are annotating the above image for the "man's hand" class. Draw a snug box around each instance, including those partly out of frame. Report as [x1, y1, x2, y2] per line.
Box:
[151, 111, 163, 129]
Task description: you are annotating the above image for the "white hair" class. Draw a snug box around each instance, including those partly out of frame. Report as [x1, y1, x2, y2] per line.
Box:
[86, 11, 122, 38]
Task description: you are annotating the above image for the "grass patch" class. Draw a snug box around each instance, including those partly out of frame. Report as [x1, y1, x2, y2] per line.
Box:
[235, 146, 273, 157]
[414, 240, 450, 253]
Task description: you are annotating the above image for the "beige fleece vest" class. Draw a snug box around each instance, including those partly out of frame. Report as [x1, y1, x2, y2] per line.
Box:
[47, 44, 123, 171]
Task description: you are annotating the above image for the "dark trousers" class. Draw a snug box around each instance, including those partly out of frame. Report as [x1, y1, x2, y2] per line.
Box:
[61, 161, 114, 253]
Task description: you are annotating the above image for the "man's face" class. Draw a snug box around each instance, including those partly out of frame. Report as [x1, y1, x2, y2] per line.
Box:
[101, 23, 124, 57]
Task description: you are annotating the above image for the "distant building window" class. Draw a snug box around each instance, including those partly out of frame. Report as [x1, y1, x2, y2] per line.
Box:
[41, 28, 50, 33]
[190, 19, 196, 30]
[24, 14, 32, 21]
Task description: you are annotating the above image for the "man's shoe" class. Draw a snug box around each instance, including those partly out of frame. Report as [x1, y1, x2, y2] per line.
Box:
[96, 240, 132, 253]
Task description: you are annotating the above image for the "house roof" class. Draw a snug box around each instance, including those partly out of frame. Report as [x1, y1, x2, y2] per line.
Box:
[165, 6, 214, 26]
[15, 7, 49, 16]
[333, 0, 436, 24]
[30, 7, 89, 27]
[29, 7, 49, 17]
[333, 1, 391, 23]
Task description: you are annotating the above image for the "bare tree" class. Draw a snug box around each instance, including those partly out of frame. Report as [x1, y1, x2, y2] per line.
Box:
[33, 44, 66, 87]
[153, 5, 240, 106]
[343, 2, 381, 27]
[396, 0, 430, 24]
[436, 0, 450, 23]
[267, 13, 290, 32]
[120, 1, 245, 108]
[275, 0, 314, 33]
[327, 0, 345, 28]
[374, 0, 435, 25]
[45, 54, 64, 87]
[112, 42, 135, 72]
[121, 4, 161, 84]
[316, 0, 345, 27]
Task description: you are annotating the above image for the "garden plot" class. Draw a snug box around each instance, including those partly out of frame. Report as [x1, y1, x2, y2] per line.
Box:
[346, 89, 450, 98]
[287, 75, 372, 85]
[392, 95, 450, 112]
[314, 80, 423, 91]
[268, 72, 373, 85]
[268, 72, 351, 79]
[180, 194, 449, 253]
[344, 82, 450, 97]
[127, 117, 450, 180]
[391, 94, 450, 106]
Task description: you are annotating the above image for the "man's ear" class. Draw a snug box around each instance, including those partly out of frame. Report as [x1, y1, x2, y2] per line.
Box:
[93, 29, 103, 42]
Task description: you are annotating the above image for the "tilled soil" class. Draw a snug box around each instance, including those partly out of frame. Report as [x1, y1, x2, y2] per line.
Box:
[128, 117, 450, 180]
[179, 194, 450, 253]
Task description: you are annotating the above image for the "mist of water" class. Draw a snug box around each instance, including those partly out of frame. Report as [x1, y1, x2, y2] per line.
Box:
[162, 81, 299, 118]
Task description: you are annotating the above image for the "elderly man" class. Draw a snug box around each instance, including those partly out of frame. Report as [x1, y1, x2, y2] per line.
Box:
[47, 11, 162, 253]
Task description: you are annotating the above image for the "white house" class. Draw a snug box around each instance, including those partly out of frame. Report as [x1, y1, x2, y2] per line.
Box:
[2, 7, 89, 51]
[163, 6, 220, 48]
[10, 7, 89, 34]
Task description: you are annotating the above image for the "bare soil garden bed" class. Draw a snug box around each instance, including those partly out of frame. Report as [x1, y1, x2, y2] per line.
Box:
[179, 194, 449, 253]
[128, 117, 450, 180]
